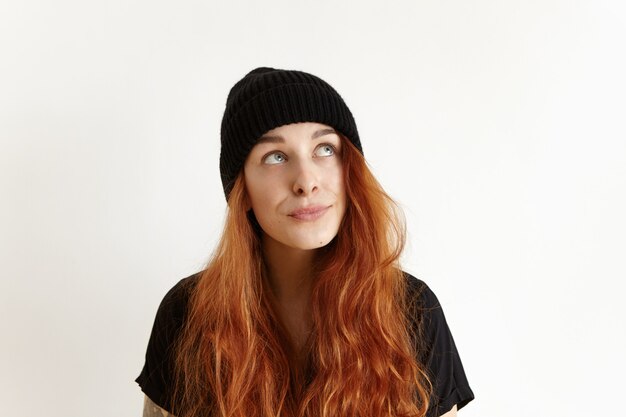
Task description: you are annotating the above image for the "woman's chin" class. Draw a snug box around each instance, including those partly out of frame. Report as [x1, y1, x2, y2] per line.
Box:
[277, 232, 338, 251]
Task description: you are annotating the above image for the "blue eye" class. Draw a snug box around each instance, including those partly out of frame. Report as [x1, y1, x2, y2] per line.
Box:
[316, 143, 336, 157]
[263, 152, 286, 165]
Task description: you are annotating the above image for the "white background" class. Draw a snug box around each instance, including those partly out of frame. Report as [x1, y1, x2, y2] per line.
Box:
[1, 1, 625, 416]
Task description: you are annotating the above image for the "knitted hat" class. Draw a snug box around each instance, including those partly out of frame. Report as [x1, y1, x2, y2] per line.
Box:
[219, 67, 363, 201]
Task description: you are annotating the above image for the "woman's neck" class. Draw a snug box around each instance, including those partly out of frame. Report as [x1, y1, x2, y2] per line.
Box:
[261, 235, 316, 305]
[261, 234, 316, 359]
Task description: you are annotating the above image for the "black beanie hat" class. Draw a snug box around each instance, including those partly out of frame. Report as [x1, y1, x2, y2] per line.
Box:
[219, 67, 363, 201]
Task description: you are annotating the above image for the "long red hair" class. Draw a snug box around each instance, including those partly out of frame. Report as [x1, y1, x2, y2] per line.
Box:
[172, 136, 432, 417]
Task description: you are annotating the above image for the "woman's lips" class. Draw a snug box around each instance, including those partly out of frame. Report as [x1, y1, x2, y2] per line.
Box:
[288, 205, 330, 221]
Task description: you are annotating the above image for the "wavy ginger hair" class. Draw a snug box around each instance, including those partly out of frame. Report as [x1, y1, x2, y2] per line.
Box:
[172, 135, 433, 417]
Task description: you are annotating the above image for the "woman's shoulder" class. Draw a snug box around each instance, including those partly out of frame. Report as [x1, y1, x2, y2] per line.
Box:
[400, 270, 476, 415]
[160, 271, 202, 304]
[136, 271, 203, 411]
[400, 270, 454, 341]
[152, 271, 203, 330]
[401, 270, 442, 311]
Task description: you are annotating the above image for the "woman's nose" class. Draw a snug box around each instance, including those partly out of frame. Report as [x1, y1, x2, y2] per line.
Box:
[292, 159, 319, 196]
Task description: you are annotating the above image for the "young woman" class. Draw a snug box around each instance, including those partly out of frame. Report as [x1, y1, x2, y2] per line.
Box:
[136, 67, 475, 417]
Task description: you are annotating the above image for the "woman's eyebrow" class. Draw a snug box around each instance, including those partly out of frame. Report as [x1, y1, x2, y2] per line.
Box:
[257, 135, 283, 144]
[312, 128, 337, 139]
[257, 128, 337, 144]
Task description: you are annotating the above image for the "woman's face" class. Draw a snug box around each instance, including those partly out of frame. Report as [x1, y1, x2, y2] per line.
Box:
[243, 122, 346, 251]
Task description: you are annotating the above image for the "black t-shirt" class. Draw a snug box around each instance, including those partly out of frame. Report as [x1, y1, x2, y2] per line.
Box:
[136, 271, 475, 416]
